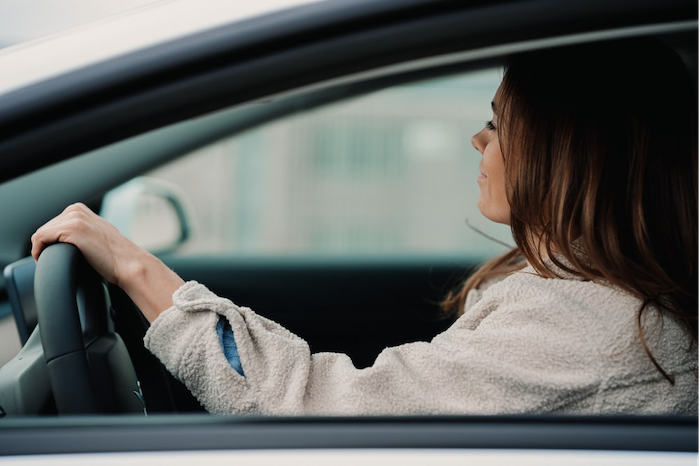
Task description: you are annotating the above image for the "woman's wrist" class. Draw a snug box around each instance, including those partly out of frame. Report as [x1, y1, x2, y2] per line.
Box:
[117, 249, 185, 323]
[113, 246, 152, 289]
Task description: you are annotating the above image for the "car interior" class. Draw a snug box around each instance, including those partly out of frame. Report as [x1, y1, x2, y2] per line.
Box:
[0, 0, 696, 456]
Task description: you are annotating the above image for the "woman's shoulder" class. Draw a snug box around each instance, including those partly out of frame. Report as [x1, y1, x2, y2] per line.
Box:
[458, 265, 650, 342]
[461, 265, 695, 362]
[472, 264, 641, 315]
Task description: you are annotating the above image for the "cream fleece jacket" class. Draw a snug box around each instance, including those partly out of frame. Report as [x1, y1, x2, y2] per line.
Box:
[144, 266, 698, 416]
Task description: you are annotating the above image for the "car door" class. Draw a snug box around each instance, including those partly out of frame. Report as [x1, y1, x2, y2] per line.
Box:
[0, 0, 696, 459]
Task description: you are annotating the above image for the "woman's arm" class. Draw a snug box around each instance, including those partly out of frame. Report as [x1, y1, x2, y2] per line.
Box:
[31, 203, 184, 323]
[144, 280, 606, 416]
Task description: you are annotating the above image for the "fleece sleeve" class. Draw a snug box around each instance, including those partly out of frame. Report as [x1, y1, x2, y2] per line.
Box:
[143, 281, 604, 416]
[144, 279, 697, 416]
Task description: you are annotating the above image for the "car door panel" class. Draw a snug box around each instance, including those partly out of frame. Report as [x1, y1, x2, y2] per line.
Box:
[161, 257, 469, 368]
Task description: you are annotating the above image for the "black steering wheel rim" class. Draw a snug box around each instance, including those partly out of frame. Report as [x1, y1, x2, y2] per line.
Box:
[34, 243, 145, 414]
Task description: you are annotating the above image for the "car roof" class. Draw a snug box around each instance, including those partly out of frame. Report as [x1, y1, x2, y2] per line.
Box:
[0, 0, 325, 97]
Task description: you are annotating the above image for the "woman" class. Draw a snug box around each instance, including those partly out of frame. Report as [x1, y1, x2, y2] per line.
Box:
[31, 38, 698, 415]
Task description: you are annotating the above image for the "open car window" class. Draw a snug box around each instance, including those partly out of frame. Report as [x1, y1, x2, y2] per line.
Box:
[102, 68, 513, 259]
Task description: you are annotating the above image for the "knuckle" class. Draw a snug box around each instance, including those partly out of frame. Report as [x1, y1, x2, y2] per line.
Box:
[66, 209, 87, 222]
[69, 218, 86, 230]
[65, 202, 87, 214]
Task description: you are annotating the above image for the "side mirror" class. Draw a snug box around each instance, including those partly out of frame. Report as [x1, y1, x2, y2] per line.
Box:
[100, 177, 193, 254]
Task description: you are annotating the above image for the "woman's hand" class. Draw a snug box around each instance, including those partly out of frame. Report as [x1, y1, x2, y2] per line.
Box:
[32, 203, 141, 286]
[31, 203, 185, 322]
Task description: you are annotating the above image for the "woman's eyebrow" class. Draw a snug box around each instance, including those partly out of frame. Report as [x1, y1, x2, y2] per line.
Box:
[491, 101, 498, 114]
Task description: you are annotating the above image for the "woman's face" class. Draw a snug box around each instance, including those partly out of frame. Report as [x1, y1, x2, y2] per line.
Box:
[471, 86, 511, 225]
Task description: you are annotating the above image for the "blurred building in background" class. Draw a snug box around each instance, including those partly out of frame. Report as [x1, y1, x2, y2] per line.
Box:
[134, 68, 513, 259]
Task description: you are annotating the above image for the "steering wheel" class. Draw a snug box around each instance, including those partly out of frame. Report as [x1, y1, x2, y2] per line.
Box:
[34, 243, 146, 415]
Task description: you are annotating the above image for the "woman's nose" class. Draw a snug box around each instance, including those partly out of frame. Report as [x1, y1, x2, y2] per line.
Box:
[471, 129, 486, 154]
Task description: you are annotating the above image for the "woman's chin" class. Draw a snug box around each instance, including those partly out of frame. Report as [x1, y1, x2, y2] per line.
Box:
[477, 201, 510, 226]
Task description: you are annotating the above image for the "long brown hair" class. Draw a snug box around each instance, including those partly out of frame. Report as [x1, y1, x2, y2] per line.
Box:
[443, 38, 698, 382]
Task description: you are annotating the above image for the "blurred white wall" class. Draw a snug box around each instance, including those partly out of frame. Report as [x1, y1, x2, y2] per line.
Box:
[0, 0, 159, 46]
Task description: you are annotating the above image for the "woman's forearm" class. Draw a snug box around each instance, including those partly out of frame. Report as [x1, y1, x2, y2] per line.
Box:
[117, 249, 185, 323]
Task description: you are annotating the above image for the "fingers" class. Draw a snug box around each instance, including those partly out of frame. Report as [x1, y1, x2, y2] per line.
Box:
[31, 203, 95, 261]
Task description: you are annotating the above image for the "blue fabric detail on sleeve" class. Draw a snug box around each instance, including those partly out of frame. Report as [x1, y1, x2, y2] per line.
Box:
[216, 315, 245, 376]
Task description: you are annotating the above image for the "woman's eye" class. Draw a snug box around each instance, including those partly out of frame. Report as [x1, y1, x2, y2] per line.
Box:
[485, 120, 496, 131]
